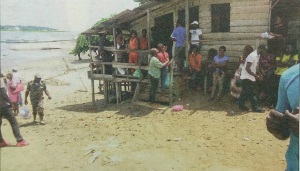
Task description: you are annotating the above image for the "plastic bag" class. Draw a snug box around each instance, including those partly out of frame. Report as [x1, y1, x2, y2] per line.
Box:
[133, 69, 141, 78]
[19, 106, 31, 119]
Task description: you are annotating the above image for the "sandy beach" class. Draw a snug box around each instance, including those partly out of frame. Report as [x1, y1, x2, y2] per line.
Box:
[0, 41, 289, 171]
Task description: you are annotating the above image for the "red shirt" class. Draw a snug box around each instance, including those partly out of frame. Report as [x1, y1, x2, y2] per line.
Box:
[157, 51, 169, 63]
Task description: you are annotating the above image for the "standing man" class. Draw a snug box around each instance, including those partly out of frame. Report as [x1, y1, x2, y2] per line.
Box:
[266, 64, 299, 171]
[171, 19, 186, 72]
[189, 21, 203, 49]
[238, 44, 266, 112]
[25, 74, 52, 125]
[0, 71, 29, 147]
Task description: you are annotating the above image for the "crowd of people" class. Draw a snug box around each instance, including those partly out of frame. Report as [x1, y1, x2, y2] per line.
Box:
[90, 18, 299, 111]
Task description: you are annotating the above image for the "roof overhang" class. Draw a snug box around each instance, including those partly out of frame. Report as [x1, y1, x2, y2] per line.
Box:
[81, 0, 171, 36]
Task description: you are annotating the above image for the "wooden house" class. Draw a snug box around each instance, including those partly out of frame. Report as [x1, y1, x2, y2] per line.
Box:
[130, 0, 300, 61]
[82, 0, 299, 106]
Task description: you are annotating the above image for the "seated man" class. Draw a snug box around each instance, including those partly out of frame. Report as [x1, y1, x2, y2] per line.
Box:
[188, 45, 202, 91]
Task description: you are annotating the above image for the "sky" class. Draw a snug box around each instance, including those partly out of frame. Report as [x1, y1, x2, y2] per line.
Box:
[0, 0, 140, 32]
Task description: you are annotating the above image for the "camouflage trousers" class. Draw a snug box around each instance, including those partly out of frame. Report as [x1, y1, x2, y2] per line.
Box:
[31, 98, 44, 117]
[211, 71, 225, 98]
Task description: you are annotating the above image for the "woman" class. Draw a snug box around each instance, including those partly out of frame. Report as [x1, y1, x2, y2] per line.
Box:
[148, 48, 169, 103]
[128, 30, 139, 74]
[6, 73, 21, 116]
[230, 45, 253, 99]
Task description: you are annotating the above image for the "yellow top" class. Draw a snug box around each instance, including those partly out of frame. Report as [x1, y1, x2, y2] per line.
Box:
[275, 54, 299, 75]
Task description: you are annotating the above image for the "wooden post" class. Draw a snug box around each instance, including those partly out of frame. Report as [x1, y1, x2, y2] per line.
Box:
[112, 26, 119, 104]
[113, 26, 118, 62]
[115, 82, 119, 105]
[169, 60, 174, 106]
[185, 0, 189, 67]
[132, 83, 140, 102]
[147, 9, 151, 50]
[89, 36, 95, 106]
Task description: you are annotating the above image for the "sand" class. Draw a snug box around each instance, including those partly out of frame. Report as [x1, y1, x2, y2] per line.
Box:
[0, 41, 289, 171]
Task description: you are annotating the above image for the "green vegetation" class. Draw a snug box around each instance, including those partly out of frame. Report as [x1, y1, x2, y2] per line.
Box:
[1, 25, 58, 32]
[70, 15, 115, 60]
[69, 35, 100, 60]
[134, 0, 151, 5]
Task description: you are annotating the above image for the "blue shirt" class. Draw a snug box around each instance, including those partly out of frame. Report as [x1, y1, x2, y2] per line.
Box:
[171, 26, 186, 47]
[276, 64, 299, 171]
[213, 55, 229, 72]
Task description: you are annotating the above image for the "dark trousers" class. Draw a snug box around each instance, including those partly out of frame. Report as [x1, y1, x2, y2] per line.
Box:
[190, 70, 202, 88]
[239, 79, 259, 110]
[149, 75, 159, 103]
[174, 47, 185, 71]
[0, 106, 23, 142]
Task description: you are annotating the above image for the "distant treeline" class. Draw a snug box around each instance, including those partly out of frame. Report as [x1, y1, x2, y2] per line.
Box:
[1, 25, 59, 32]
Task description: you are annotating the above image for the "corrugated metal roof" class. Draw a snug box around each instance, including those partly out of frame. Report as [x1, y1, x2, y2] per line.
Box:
[82, 0, 171, 35]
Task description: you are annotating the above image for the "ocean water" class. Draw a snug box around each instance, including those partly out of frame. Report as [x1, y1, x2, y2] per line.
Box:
[0, 31, 79, 70]
[1, 31, 79, 42]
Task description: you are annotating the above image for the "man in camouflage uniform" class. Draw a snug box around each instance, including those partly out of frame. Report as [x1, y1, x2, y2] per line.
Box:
[25, 74, 52, 125]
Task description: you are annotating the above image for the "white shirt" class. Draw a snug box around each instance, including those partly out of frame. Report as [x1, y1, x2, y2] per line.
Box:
[189, 29, 202, 45]
[240, 50, 260, 82]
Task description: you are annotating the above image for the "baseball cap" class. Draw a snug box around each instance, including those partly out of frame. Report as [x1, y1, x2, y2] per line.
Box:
[35, 73, 42, 79]
[191, 21, 199, 25]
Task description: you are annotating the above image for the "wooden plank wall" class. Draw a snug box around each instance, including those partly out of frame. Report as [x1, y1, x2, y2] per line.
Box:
[132, 0, 271, 61]
[200, 0, 270, 61]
